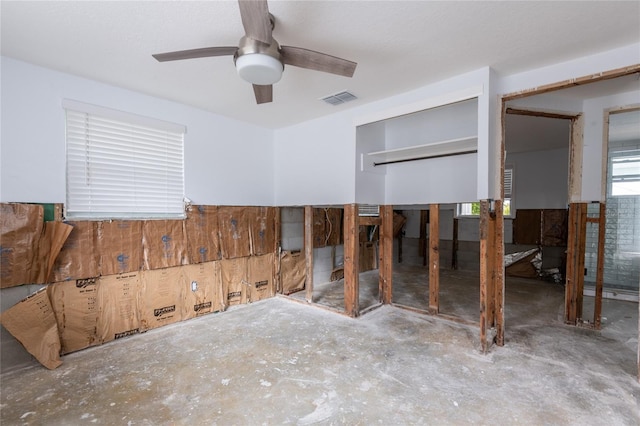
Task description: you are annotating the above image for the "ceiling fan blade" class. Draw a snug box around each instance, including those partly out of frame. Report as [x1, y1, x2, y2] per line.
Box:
[238, 0, 272, 44]
[280, 46, 357, 78]
[152, 46, 237, 62]
[253, 84, 273, 104]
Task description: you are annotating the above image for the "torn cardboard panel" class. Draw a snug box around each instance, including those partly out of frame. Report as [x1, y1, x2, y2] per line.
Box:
[0, 204, 72, 288]
[0, 287, 62, 369]
[218, 206, 251, 259]
[98, 221, 143, 276]
[37, 222, 74, 284]
[221, 257, 248, 307]
[249, 207, 276, 256]
[505, 248, 542, 278]
[182, 261, 224, 320]
[0, 203, 44, 288]
[248, 254, 274, 302]
[280, 251, 305, 295]
[48, 277, 99, 354]
[139, 267, 185, 331]
[97, 272, 141, 344]
[53, 221, 99, 282]
[185, 205, 221, 263]
[142, 220, 187, 270]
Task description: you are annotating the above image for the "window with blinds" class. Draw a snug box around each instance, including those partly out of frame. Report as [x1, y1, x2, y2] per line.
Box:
[457, 166, 514, 217]
[64, 100, 186, 220]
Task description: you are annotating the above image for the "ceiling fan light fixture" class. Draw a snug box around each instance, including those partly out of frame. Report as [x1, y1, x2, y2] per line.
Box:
[236, 53, 283, 85]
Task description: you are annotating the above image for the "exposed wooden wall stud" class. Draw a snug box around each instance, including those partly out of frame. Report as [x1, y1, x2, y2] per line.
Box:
[379, 205, 393, 305]
[344, 204, 359, 317]
[594, 203, 606, 329]
[565, 203, 588, 325]
[304, 206, 314, 303]
[494, 200, 505, 346]
[429, 204, 439, 315]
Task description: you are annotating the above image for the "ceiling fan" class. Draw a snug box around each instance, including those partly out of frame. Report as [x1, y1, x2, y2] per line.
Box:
[152, 0, 357, 104]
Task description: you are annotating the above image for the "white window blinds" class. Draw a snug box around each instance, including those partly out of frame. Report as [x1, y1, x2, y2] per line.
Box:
[64, 100, 186, 220]
[504, 167, 513, 198]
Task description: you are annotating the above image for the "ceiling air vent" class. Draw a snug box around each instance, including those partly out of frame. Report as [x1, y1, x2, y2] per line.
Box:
[359, 204, 380, 217]
[321, 91, 358, 106]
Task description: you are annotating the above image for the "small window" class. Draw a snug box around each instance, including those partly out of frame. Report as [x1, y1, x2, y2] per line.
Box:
[458, 167, 513, 217]
[609, 150, 640, 196]
[64, 100, 186, 220]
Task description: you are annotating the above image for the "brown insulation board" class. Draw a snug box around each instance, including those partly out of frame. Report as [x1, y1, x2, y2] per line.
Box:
[36, 222, 73, 284]
[52, 221, 99, 282]
[0, 203, 43, 287]
[0, 287, 62, 369]
[506, 251, 540, 278]
[249, 207, 276, 256]
[185, 205, 221, 263]
[0, 203, 72, 287]
[514, 209, 541, 245]
[98, 221, 143, 276]
[97, 272, 141, 344]
[48, 277, 99, 354]
[139, 267, 185, 331]
[182, 262, 224, 320]
[313, 208, 327, 248]
[221, 257, 248, 307]
[325, 208, 343, 246]
[542, 209, 568, 247]
[142, 220, 187, 270]
[248, 253, 274, 302]
[280, 251, 305, 295]
[218, 206, 251, 259]
[359, 242, 378, 272]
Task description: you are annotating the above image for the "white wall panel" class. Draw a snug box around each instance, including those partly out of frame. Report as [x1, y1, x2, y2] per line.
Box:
[0, 57, 275, 206]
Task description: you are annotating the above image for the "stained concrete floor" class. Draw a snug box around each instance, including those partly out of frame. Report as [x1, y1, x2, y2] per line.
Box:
[1, 267, 639, 425]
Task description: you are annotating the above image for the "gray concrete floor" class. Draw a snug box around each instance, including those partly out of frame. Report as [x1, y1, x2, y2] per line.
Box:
[1, 266, 639, 425]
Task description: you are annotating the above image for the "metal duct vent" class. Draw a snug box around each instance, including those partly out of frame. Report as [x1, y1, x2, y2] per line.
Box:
[321, 91, 358, 106]
[358, 204, 380, 217]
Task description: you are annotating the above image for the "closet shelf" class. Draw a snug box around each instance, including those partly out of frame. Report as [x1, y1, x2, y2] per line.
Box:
[367, 136, 477, 166]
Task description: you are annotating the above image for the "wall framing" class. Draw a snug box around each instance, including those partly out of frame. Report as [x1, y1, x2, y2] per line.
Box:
[501, 64, 640, 380]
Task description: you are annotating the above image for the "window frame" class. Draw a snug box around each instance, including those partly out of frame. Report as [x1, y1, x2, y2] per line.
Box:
[63, 99, 186, 220]
[457, 165, 514, 218]
[608, 148, 640, 197]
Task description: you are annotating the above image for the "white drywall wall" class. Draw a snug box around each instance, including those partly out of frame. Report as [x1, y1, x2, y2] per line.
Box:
[497, 43, 640, 96]
[273, 113, 357, 206]
[0, 57, 275, 206]
[274, 67, 491, 206]
[507, 147, 570, 209]
[383, 99, 478, 150]
[383, 98, 479, 205]
[496, 43, 640, 203]
[385, 154, 478, 205]
[355, 121, 386, 205]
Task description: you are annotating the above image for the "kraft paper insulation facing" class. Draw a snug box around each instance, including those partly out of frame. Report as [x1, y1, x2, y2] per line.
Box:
[0, 203, 73, 288]
[185, 205, 221, 263]
[280, 251, 306, 295]
[0, 288, 62, 370]
[1, 204, 278, 369]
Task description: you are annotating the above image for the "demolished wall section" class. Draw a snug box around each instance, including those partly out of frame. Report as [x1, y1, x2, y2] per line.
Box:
[0, 203, 283, 371]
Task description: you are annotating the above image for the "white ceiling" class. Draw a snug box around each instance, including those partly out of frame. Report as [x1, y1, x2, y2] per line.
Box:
[1, 1, 639, 129]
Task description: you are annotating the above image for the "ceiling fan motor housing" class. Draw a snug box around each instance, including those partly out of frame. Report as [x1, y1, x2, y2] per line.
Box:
[234, 36, 284, 85]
